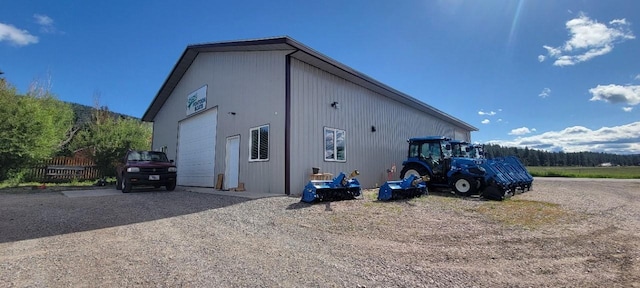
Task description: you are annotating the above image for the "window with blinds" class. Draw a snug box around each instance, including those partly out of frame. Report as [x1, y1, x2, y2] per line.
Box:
[250, 125, 269, 161]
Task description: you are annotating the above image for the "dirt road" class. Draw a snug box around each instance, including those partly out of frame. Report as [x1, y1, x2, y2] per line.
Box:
[1, 178, 639, 287]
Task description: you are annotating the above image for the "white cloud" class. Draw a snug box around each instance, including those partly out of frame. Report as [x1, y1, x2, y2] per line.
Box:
[543, 45, 562, 57]
[635, 74, 640, 81]
[33, 14, 53, 26]
[538, 55, 546, 62]
[589, 84, 640, 105]
[490, 122, 640, 154]
[33, 14, 58, 33]
[623, 107, 633, 112]
[0, 23, 38, 46]
[610, 19, 627, 25]
[508, 127, 533, 135]
[541, 14, 634, 66]
[539, 88, 551, 98]
[497, 118, 503, 122]
[478, 110, 496, 116]
[481, 119, 490, 124]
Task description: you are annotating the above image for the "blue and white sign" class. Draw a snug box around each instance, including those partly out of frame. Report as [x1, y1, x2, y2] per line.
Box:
[186, 85, 207, 115]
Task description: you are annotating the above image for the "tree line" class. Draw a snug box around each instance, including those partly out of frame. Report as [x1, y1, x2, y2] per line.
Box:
[483, 144, 640, 167]
[0, 77, 151, 183]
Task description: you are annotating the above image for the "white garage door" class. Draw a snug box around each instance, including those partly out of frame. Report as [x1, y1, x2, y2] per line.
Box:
[177, 108, 217, 187]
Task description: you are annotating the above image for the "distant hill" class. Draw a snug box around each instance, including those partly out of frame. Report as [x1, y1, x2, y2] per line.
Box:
[68, 102, 138, 126]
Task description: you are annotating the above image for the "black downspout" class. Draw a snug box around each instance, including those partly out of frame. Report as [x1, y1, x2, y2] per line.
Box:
[284, 50, 298, 195]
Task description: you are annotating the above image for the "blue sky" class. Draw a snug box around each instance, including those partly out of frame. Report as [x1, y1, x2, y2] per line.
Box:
[1, 0, 639, 154]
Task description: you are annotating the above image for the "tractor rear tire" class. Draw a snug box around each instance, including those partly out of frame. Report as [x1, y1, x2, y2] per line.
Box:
[452, 175, 477, 196]
[400, 166, 427, 179]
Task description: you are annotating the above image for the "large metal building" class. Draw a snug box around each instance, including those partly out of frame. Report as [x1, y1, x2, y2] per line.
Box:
[142, 36, 477, 195]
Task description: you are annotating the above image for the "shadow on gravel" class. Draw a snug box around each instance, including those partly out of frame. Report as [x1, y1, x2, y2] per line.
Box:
[285, 201, 317, 210]
[0, 188, 250, 243]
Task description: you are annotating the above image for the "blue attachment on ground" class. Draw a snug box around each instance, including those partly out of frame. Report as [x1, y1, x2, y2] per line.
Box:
[377, 175, 428, 201]
[301, 172, 361, 203]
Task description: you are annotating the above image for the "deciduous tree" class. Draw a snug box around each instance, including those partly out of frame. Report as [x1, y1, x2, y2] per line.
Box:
[0, 81, 74, 181]
[71, 105, 151, 177]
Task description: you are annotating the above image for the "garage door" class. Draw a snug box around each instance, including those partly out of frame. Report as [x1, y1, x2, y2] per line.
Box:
[177, 108, 217, 187]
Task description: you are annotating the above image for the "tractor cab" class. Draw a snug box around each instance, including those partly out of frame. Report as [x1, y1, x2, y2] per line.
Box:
[449, 140, 472, 158]
[402, 136, 453, 184]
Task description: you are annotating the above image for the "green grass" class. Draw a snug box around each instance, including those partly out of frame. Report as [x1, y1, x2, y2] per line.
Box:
[527, 166, 640, 179]
[0, 177, 115, 193]
[474, 199, 574, 229]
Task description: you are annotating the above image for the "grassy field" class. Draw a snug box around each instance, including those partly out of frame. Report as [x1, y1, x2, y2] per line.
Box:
[527, 166, 640, 179]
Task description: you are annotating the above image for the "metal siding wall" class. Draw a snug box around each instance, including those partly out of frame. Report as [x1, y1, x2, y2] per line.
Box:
[153, 50, 289, 193]
[289, 59, 470, 192]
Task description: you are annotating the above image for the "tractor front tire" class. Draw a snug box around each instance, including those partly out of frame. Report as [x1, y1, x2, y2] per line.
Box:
[452, 175, 477, 196]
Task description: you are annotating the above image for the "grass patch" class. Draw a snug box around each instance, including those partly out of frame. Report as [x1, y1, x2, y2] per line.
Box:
[527, 166, 640, 179]
[0, 178, 112, 194]
[363, 189, 379, 201]
[474, 199, 571, 229]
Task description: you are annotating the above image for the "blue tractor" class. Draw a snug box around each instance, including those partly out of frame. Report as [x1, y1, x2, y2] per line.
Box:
[399, 137, 513, 200]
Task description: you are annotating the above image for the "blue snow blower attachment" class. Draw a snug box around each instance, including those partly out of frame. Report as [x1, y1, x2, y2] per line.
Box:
[301, 170, 361, 203]
[378, 175, 430, 201]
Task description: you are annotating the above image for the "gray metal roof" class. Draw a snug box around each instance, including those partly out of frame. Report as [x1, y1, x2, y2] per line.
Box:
[142, 36, 478, 131]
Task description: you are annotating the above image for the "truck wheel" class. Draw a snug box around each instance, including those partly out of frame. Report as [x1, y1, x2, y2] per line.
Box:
[122, 175, 132, 193]
[452, 175, 476, 196]
[166, 180, 176, 191]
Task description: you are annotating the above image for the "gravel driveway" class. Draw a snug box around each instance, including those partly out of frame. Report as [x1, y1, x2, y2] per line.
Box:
[1, 178, 639, 287]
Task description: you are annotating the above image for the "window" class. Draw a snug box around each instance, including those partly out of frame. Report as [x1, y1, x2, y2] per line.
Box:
[409, 144, 419, 158]
[250, 125, 269, 161]
[324, 127, 346, 162]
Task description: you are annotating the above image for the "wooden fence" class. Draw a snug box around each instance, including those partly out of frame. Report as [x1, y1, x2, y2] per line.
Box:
[30, 156, 102, 182]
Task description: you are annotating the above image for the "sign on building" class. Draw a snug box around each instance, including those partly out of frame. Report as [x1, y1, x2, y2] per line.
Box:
[186, 85, 207, 115]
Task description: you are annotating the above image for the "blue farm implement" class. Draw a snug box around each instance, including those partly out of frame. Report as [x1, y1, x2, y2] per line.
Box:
[377, 174, 429, 201]
[301, 170, 361, 203]
[493, 156, 533, 192]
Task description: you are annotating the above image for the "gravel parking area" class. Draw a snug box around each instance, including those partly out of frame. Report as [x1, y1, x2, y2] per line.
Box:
[1, 178, 639, 287]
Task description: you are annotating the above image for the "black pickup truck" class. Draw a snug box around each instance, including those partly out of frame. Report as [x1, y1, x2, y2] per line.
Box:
[115, 150, 177, 193]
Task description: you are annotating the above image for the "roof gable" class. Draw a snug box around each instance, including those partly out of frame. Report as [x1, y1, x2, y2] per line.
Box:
[142, 36, 477, 131]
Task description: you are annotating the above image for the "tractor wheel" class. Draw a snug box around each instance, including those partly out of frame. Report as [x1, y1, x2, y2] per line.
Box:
[452, 175, 477, 196]
[400, 166, 427, 179]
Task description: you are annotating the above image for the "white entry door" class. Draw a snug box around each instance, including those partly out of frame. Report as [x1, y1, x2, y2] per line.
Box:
[224, 135, 240, 189]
